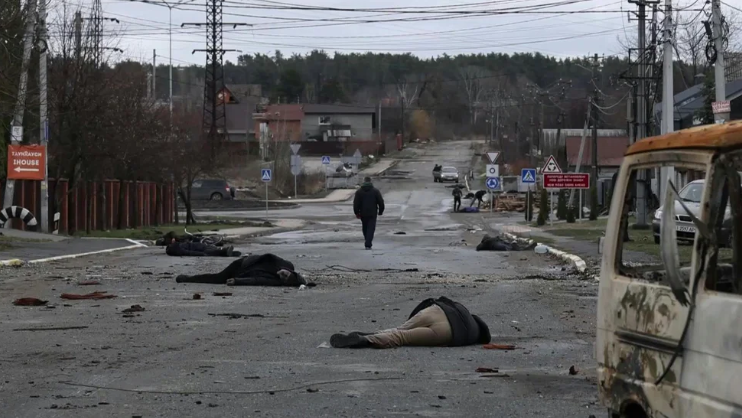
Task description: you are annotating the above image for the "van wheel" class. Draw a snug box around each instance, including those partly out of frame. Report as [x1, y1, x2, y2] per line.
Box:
[210, 193, 223, 201]
[654, 235, 660, 244]
[621, 403, 648, 418]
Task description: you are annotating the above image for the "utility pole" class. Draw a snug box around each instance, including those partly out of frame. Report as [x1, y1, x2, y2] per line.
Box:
[39, 0, 49, 233]
[74, 11, 82, 60]
[660, 0, 675, 197]
[3, 0, 38, 215]
[712, 0, 728, 123]
[152, 49, 157, 100]
[628, 0, 657, 228]
[591, 54, 600, 189]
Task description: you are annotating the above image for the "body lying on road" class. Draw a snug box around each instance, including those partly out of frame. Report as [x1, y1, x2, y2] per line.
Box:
[330, 297, 490, 349]
[476, 234, 537, 252]
[166, 240, 240, 257]
[175, 254, 309, 287]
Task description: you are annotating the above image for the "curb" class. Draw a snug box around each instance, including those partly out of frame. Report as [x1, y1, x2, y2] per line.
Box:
[501, 232, 587, 274]
[1, 242, 147, 266]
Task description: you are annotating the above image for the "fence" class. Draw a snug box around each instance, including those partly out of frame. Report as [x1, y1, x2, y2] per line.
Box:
[0, 179, 175, 234]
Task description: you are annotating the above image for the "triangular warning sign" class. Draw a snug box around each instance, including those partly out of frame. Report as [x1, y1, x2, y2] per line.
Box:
[541, 155, 562, 173]
[261, 170, 271, 181]
[487, 152, 500, 163]
[523, 171, 535, 182]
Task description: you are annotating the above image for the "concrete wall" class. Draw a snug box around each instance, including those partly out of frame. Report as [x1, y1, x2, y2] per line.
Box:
[301, 113, 374, 140]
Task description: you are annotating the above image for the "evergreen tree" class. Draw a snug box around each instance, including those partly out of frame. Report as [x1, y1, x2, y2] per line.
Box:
[695, 72, 715, 125]
[589, 186, 599, 221]
[557, 190, 567, 220]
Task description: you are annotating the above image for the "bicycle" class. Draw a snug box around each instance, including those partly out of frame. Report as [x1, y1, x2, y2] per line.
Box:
[184, 227, 225, 247]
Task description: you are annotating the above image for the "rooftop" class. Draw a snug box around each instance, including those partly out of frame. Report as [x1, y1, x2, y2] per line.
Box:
[302, 104, 376, 114]
[566, 136, 630, 167]
[626, 120, 742, 155]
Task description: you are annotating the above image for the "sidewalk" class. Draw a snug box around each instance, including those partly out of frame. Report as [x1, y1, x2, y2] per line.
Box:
[0, 233, 144, 265]
[269, 159, 399, 204]
[218, 218, 307, 238]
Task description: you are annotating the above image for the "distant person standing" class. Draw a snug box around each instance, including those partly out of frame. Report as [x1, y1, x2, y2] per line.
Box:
[354, 176, 385, 250]
[452, 187, 462, 212]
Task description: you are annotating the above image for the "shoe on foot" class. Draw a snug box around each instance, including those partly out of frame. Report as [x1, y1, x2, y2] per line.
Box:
[330, 333, 371, 348]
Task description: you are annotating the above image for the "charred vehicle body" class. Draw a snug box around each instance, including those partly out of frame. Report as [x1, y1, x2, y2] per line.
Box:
[598, 121, 742, 418]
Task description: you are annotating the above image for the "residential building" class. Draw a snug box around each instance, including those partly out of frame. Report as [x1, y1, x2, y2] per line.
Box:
[301, 104, 377, 142]
[565, 136, 630, 179]
[653, 78, 742, 130]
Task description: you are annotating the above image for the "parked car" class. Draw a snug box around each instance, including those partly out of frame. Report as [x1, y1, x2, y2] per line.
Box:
[652, 179, 734, 245]
[190, 179, 235, 201]
[435, 166, 459, 183]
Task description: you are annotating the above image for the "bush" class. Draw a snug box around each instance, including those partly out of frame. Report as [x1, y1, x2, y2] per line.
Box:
[557, 190, 567, 220]
[525, 190, 534, 222]
[537, 188, 548, 226]
[566, 206, 576, 223]
[589, 186, 599, 221]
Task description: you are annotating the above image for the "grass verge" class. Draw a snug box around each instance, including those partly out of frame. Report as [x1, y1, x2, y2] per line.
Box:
[74, 222, 257, 240]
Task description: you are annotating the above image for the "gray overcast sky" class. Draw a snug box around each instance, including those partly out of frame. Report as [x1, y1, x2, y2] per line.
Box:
[74, 0, 731, 67]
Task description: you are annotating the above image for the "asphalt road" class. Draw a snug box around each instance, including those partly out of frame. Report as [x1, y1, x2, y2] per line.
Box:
[0, 141, 601, 417]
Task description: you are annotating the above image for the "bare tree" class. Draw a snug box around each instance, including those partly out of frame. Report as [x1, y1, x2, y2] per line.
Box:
[458, 66, 489, 125]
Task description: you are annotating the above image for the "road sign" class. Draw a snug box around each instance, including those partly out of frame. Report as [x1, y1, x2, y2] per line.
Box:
[486, 164, 499, 178]
[486, 152, 500, 163]
[290, 144, 301, 154]
[321, 156, 331, 165]
[261, 169, 272, 182]
[11, 126, 23, 142]
[7, 144, 46, 180]
[541, 155, 562, 173]
[486, 177, 500, 190]
[544, 173, 590, 189]
[712, 101, 731, 114]
[521, 168, 537, 184]
[290, 155, 302, 176]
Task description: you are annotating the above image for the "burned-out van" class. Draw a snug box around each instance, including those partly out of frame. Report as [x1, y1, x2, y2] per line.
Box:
[597, 121, 742, 417]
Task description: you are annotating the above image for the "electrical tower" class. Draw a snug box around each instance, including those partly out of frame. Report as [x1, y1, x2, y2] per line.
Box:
[90, 0, 103, 68]
[184, 3, 249, 152]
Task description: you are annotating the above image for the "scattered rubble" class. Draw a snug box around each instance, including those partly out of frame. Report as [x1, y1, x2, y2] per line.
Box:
[122, 305, 145, 314]
[60, 291, 116, 300]
[13, 298, 48, 306]
[569, 365, 579, 375]
[482, 343, 517, 350]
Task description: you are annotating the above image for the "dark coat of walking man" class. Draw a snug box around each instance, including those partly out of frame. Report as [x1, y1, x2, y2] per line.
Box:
[354, 176, 385, 250]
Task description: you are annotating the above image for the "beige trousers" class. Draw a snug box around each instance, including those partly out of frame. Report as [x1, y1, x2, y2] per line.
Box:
[365, 305, 453, 348]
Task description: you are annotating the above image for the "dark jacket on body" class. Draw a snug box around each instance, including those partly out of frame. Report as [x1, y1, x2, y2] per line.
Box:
[354, 182, 385, 218]
[176, 254, 308, 287]
[166, 241, 210, 257]
[408, 297, 491, 347]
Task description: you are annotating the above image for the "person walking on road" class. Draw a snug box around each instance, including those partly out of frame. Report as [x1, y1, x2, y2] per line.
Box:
[452, 187, 462, 212]
[353, 176, 385, 250]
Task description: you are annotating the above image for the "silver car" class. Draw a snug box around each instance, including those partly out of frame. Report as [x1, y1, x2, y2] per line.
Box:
[437, 166, 460, 183]
[652, 179, 733, 245]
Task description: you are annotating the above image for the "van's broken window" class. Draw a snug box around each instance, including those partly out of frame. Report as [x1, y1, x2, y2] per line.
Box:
[615, 165, 697, 282]
[704, 156, 742, 294]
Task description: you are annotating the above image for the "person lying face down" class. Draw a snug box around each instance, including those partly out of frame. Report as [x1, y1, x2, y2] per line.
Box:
[175, 253, 309, 287]
[330, 297, 491, 349]
[476, 234, 536, 252]
[165, 238, 239, 257]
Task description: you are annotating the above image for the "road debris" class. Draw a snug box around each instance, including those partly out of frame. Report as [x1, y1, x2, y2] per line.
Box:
[77, 281, 101, 286]
[122, 305, 145, 314]
[193, 293, 202, 300]
[306, 388, 319, 393]
[482, 343, 517, 350]
[14, 326, 89, 332]
[60, 291, 116, 300]
[208, 313, 268, 319]
[569, 365, 579, 375]
[475, 367, 499, 373]
[13, 298, 48, 306]
[213, 292, 233, 297]
[394, 231, 407, 235]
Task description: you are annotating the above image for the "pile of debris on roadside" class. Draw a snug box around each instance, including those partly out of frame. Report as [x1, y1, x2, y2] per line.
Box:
[474, 193, 539, 212]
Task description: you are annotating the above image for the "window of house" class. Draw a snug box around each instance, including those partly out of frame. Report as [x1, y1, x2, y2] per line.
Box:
[319, 116, 331, 125]
[615, 164, 699, 283]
